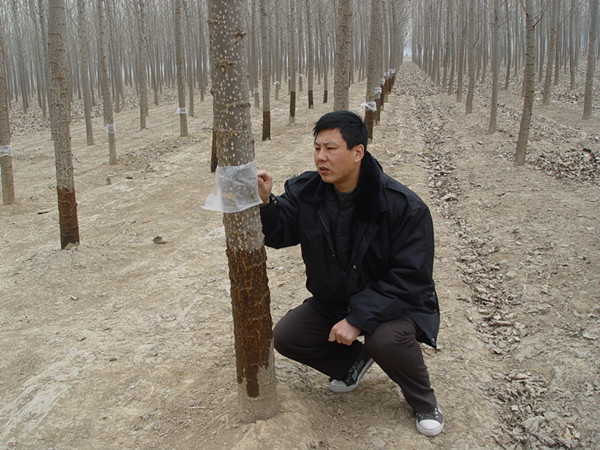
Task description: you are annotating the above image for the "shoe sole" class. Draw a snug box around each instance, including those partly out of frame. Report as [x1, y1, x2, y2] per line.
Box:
[329, 358, 374, 393]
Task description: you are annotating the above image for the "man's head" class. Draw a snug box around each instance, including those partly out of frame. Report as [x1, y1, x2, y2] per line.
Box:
[312, 111, 367, 193]
[313, 110, 368, 153]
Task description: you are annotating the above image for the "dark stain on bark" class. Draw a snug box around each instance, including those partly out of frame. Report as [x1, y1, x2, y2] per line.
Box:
[57, 187, 80, 249]
[226, 245, 273, 398]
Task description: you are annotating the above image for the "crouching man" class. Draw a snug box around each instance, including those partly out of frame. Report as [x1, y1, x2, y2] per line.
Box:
[258, 111, 444, 437]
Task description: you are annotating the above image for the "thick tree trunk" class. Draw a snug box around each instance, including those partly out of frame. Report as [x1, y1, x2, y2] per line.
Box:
[49, 0, 80, 248]
[207, 0, 277, 423]
[515, 0, 536, 167]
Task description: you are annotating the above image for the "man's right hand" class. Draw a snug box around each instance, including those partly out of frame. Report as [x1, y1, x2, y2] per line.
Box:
[257, 170, 273, 206]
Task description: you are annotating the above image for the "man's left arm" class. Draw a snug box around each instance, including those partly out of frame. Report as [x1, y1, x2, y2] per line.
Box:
[345, 204, 437, 335]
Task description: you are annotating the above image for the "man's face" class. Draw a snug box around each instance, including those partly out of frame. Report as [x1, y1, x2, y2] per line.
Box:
[314, 128, 364, 193]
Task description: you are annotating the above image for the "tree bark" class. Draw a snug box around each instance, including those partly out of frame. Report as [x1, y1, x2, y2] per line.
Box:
[207, 0, 277, 423]
[365, 0, 381, 140]
[0, 17, 15, 206]
[488, 0, 500, 134]
[98, 0, 118, 164]
[334, 0, 353, 111]
[515, 0, 537, 167]
[49, 0, 80, 248]
[260, 0, 271, 140]
[465, 0, 476, 114]
[175, 0, 188, 136]
[77, 0, 94, 144]
[135, 0, 149, 129]
[542, 0, 559, 106]
[583, 0, 598, 119]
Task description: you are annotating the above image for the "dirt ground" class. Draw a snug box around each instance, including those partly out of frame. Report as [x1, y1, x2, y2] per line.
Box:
[1, 62, 599, 449]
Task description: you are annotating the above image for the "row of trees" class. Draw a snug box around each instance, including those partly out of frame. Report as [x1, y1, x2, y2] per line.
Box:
[0, 0, 598, 423]
[411, 0, 598, 164]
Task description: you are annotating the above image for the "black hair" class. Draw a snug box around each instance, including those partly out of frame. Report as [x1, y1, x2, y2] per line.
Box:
[313, 110, 368, 152]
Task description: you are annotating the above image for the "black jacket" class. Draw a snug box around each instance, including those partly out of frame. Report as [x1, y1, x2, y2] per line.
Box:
[260, 152, 440, 347]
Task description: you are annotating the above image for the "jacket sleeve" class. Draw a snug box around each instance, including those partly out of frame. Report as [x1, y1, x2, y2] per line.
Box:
[259, 179, 302, 249]
[345, 201, 438, 335]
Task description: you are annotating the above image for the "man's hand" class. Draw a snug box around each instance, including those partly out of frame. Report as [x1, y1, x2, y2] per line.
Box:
[328, 319, 361, 346]
[257, 169, 273, 206]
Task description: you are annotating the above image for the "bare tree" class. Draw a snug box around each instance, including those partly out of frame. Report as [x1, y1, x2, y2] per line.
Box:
[515, 0, 537, 166]
[135, 0, 149, 129]
[306, 0, 315, 109]
[365, 0, 381, 139]
[542, 0, 559, 106]
[98, 0, 118, 165]
[288, 0, 297, 124]
[334, 0, 353, 111]
[48, 0, 80, 248]
[207, 0, 277, 423]
[583, 0, 598, 120]
[260, 0, 271, 140]
[465, 0, 476, 114]
[175, 0, 188, 136]
[488, 0, 501, 133]
[77, 0, 94, 144]
[0, 16, 15, 206]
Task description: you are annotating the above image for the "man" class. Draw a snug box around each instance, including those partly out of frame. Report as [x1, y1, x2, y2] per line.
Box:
[257, 110, 443, 437]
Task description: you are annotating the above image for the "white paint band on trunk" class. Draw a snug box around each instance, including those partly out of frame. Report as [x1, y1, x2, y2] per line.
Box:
[106, 123, 116, 134]
[0, 145, 12, 157]
[361, 102, 377, 112]
[202, 160, 262, 213]
[176, 107, 187, 114]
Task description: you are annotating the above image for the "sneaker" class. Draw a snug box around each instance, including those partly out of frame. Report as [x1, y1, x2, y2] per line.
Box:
[415, 404, 444, 437]
[329, 351, 374, 394]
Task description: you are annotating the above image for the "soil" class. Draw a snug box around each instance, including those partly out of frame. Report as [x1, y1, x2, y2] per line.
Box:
[1, 62, 599, 449]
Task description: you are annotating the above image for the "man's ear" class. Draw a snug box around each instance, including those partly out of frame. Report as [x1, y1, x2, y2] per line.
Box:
[354, 144, 365, 163]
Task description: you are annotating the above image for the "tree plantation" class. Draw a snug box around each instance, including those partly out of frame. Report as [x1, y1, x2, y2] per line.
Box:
[1, 0, 599, 448]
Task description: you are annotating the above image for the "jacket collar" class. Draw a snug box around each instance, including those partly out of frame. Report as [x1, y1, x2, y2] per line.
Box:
[300, 151, 382, 220]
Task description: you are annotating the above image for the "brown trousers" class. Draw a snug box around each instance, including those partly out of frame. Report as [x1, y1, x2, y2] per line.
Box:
[273, 302, 437, 413]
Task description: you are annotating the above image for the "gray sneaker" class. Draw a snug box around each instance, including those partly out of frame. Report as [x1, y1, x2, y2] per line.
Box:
[415, 404, 444, 437]
[329, 351, 374, 394]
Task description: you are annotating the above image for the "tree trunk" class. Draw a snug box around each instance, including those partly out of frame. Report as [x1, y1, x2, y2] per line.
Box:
[49, 0, 80, 248]
[135, 0, 149, 129]
[288, 0, 297, 124]
[0, 17, 15, 206]
[98, 0, 117, 165]
[542, 0, 559, 106]
[175, 0, 188, 136]
[365, 0, 381, 140]
[306, 0, 315, 109]
[488, 0, 500, 134]
[260, 0, 271, 140]
[515, 0, 536, 167]
[207, 0, 277, 423]
[334, 0, 353, 111]
[77, 0, 94, 144]
[583, 0, 598, 120]
[465, 0, 476, 114]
